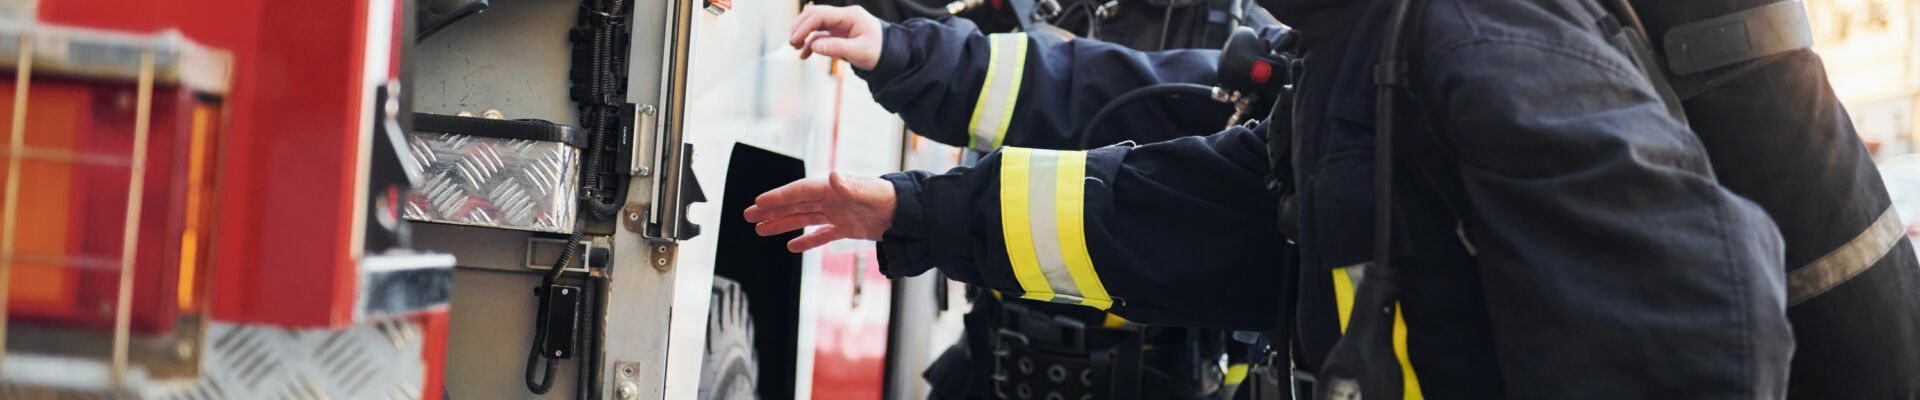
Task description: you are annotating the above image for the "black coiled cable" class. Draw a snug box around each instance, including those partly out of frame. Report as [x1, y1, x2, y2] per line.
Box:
[527, 0, 624, 395]
[1077, 83, 1218, 149]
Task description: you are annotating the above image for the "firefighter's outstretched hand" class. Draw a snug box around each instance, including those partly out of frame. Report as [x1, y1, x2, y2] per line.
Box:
[744, 173, 896, 252]
[790, 5, 884, 70]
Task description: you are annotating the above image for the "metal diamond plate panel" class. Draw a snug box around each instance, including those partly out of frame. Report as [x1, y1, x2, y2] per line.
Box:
[0, 320, 428, 399]
[402, 131, 580, 233]
[165, 321, 427, 400]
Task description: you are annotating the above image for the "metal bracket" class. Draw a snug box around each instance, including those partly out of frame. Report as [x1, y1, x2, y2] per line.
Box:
[524, 238, 599, 273]
[647, 240, 677, 271]
[621, 203, 649, 233]
[613, 360, 641, 399]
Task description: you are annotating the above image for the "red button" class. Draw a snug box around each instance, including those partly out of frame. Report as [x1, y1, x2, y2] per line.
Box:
[1251, 61, 1272, 84]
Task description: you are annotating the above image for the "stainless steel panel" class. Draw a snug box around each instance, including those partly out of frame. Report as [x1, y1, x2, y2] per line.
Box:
[413, 0, 581, 125]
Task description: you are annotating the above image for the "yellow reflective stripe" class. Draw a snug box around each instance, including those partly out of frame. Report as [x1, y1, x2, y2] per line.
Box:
[1393, 303, 1425, 400]
[1224, 363, 1249, 385]
[966, 33, 1027, 152]
[1332, 268, 1356, 333]
[1001, 148, 1055, 301]
[999, 147, 1112, 309]
[1054, 150, 1111, 309]
[1102, 313, 1129, 329]
[995, 35, 1026, 150]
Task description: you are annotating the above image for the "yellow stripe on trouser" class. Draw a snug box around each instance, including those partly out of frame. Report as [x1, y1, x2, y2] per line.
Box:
[1330, 268, 1423, 399]
[966, 33, 1028, 152]
[1220, 363, 1249, 400]
[1332, 267, 1356, 332]
[1393, 303, 1424, 399]
[1000, 148, 1114, 309]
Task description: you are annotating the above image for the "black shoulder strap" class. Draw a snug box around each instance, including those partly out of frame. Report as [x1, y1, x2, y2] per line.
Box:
[1600, 0, 1691, 126]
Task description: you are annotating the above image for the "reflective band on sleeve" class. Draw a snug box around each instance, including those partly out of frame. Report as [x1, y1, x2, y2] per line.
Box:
[1001, 148, 1055, 302]
[967, 33, 1028, 152]
[1789, 205, 1905, 305]
[999, 148, 1114, 309]
[1393, 303, 1425, 400]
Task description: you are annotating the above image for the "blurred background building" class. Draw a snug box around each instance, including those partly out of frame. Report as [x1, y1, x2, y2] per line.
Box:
[1811, 0, 1920, 158]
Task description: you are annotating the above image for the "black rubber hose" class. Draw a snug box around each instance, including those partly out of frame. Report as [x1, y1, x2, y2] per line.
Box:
[896, 0, 950, 18]
[1373, 0, 1425, 278]
[1077, 83, 1218, 149]
[577, 277, 597, 400]
[525, 279, 563, 393]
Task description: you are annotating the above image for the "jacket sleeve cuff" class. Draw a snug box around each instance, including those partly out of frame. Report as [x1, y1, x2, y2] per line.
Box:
[853, 20, 913, 86]
[877, 171, 935, 278]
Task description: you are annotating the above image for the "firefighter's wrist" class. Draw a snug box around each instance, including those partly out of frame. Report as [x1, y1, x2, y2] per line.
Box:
[855, 20, 913, 83]
[875, 172, 936, 277]
[879, 172, 926, 241]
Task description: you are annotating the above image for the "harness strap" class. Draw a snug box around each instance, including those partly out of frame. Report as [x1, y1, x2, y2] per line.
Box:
[1661, 1, 1813, 76]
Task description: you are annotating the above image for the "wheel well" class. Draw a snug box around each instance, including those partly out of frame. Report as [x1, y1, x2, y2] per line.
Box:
[711, 143, 804, 400]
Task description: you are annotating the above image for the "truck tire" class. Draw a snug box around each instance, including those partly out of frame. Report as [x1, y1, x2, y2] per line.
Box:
[701, 277, 759, 400]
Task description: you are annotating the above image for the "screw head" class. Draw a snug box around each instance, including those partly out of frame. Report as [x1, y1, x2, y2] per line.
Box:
[561, 288, 570, 295]
[655, 258, 668, 266]
[635, 166, 652, 177]
[628, 212, 641, 221]
[656, 246, 668, 253]
[173, 341, 194, 361]
[555, 350, 564, 357]
[639, 105, 657, 116]
[620, 364, 636, 377]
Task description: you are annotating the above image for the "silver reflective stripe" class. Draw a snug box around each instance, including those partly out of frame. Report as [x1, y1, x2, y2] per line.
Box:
[967, 33, 1027, 152]
[1025, 149, 1079, 294]
[1788, 205, 1906, 305]
[1000, 148, 1112, 309]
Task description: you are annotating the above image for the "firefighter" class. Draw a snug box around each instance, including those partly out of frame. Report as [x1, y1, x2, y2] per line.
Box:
[790, 7, 1280, 398]
[758, 0, 1915, 398]
[789, 5, 1240, 151]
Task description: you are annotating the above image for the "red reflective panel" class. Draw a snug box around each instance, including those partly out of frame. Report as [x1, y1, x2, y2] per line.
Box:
[0, 76, 214, 335]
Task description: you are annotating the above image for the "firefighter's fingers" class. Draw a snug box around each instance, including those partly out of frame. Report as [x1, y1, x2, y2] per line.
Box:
[742, 201, 825, 223]
[754, 177, 831, 208]
[788, 226, 846, 252]
[755, 212, 829, 236]
[799, 31, 829, 59]
[790, 6, 826, 48]
[791, 6, 863, 49]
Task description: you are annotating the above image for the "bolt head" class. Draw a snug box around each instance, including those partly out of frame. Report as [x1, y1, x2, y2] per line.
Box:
[617, 382, 638, 399]
[173, 341, 194, 361]
[635, 166, 652, 177]
[561, 288, 570, 295]
[555, 350, 564, 357]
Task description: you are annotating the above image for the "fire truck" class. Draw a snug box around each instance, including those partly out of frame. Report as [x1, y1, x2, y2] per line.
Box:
[0, 0, 978, 397]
